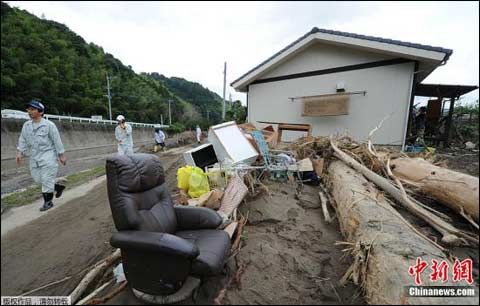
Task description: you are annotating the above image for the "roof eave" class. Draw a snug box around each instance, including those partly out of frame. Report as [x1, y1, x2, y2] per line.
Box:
[232, 29, 452, 91]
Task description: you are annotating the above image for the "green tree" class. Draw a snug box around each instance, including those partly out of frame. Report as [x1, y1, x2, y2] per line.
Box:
[0, 1, 222, 129]
[225, 100, 247, 123]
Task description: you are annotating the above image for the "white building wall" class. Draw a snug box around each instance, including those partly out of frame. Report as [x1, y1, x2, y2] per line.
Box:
[261, 43, 395, 79]
[248, 61, 415, 145]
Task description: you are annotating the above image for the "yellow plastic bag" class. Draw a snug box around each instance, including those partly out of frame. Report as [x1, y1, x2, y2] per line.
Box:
[177, 165, 193, 191]
[188, 167, 210, 198]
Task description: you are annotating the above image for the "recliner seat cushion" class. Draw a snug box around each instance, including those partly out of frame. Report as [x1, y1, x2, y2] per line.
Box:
[176, 230, 231, 276]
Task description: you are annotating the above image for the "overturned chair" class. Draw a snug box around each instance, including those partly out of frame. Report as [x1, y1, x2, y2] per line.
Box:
[106, 153, 231, 303]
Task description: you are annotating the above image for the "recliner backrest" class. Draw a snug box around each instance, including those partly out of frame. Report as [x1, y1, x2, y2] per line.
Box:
[106, 154, 177, 233]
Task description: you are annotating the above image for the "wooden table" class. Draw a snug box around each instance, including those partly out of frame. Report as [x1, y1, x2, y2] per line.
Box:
[257, 121, 312, 143]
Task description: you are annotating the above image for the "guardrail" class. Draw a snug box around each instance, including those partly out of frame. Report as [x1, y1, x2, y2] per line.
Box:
[1, 109, 169, 128]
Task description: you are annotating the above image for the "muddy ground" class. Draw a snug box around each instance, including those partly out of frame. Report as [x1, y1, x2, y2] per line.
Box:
[1, 143, 364, 304]
[434, 148, 479, 177]
[226, 182, 363, 305]
[1, 147, 478, 304]
[106, 181, 364, 305]
[0, 148, 190, 297]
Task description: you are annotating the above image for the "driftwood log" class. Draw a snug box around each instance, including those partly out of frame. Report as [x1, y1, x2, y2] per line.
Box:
[391, 157, 479, 223]
[327, 161, 477, 304]
[76, 280, 112, 305]
[87, 281, 128, 305]
[330, 139, 478, 247]
[69, 249, 121, 304]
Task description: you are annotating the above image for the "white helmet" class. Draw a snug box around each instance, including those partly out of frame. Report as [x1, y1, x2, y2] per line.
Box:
[116, 115, 125, 121]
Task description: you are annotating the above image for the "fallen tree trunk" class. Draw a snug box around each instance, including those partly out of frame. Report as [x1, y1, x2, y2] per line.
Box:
[327, 161, 477, 304]
[330, 139, 478, 246]
[391, 157, 479, 222]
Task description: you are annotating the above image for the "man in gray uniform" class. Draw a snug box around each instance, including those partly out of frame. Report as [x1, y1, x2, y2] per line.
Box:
[115, 114, 133, 155]
[16, 100, 67, 211]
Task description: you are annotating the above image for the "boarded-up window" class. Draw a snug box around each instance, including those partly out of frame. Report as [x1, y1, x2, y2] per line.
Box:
[427, 99, 442, 119]
[302, 95, 349, 116]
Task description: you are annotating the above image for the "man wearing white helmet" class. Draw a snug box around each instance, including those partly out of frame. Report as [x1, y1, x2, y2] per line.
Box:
[115, 115, 133, 155]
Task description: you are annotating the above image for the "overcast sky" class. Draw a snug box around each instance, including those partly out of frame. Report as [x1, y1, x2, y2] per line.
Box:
[7, 1, 479, 105]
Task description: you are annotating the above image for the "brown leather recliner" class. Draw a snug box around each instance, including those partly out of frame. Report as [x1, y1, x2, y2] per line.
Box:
[106, 153, 231, 296]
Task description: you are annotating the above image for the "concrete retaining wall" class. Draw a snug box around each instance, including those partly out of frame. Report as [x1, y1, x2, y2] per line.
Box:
[1, 118, 156, 173]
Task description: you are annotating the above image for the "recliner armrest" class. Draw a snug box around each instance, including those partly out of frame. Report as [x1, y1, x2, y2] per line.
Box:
[111, 231, 199, 259]
[174, 206, 222, 230]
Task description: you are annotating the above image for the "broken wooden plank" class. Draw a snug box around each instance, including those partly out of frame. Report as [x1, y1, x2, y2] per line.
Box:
[312, 158, 325, 176]
[318, 190, 332, 224]
[297, 158, 314, 172]
[218, 174, 249, 220]
[224, 222, 239, 239]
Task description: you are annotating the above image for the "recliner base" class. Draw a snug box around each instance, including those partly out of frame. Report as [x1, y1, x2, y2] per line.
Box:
[132, 276, 201, 304]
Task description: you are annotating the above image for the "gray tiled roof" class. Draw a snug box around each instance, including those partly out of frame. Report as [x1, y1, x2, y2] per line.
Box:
[231, 27, 453, 87]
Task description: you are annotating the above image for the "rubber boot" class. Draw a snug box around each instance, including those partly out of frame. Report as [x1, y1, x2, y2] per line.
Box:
[40, 192, 54, 211]
[40, 193, 48, 211]
[54, 183, 66, 198]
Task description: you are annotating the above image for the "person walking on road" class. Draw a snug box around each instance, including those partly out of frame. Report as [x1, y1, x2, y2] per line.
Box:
[115, 115, 133, 155]
[154, 126, 166, 152]
[16, 100, 67, 212]
[196, 125, 202, 144]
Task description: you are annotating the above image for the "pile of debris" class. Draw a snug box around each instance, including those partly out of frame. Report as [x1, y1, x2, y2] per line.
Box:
[62, 120, 478, 305]
[289, 135, 478, 304]
[171, 121, 478, 304]
[171, 121, 325, 227]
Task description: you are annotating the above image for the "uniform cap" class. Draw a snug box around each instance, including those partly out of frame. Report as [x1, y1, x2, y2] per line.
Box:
[27, 100, 45, 113]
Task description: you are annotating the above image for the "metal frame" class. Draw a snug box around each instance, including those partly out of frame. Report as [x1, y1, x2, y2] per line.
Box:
[288, 91, 366, 101]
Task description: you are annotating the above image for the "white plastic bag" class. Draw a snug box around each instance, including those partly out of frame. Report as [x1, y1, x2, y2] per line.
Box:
[113, 263, 126, 283]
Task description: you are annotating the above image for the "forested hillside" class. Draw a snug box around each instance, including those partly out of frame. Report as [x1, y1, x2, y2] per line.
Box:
[147, 73, 224, 124]
[0, 2, 223, 128]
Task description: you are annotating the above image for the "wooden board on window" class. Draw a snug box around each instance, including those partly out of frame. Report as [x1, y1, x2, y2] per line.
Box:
[427, 99, 442, 120]
[302, 95, 349, 116]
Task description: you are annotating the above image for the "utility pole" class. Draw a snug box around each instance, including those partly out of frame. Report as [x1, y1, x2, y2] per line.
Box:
[168, 99, 172, 125]
[222, 61, 227, 120]
[160, 114, 163, 126]
[106, 73, 112, 120]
